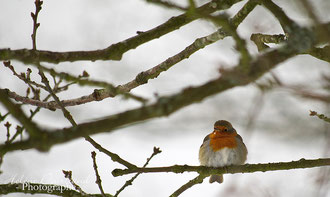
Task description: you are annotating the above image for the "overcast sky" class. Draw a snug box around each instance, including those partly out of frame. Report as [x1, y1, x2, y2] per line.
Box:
[0, 0, 329, 196]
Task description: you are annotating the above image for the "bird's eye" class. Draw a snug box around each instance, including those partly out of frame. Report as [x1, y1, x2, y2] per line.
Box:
[224, 128, 228, 132]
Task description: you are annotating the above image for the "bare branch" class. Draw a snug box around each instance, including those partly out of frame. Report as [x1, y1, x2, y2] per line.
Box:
[258, 0, 295, 34]
[114, 147, 161, 197]
[35, 63, 147, 104]
[62, 170, 87, 195]
[86, 137, 137, 169]
[250, 33, 286, 51]
[307, 45, 330, 63]
[112, 158, 330, 176]
[250, 34, 330, 63]
[310, 111, 330, 123]
[38, 67, 77, 126]
[3, 61, 46, 91]
[37, 62, 137, 178]
[169, 174, 207, 197]
[91, 151, 106, 197]
[0, 89, 44, 140]
[0, 0, 244, 64]
[0, 34, 316, 153]
[31, 0, 43, 50]
[3, 0, 258, 110]
[148, 0, 251, 66]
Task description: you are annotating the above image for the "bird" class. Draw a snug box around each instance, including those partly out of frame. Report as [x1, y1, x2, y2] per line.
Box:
[199, 120, 248, 184]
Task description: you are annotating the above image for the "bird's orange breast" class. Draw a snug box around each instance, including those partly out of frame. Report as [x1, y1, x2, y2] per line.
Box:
[209, 132, 238, 151]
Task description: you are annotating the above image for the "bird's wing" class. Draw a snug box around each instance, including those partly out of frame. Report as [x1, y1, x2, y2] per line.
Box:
[200, 134, 210, 147]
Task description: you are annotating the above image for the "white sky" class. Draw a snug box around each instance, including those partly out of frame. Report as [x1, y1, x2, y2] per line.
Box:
[0, 0, 329, 196]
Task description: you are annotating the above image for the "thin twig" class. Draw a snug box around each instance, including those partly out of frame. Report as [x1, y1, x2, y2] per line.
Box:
[4, 122, 11, 144]
[86, 137, 137, 169]
[0, 89, 43, 139]
[91, 151, 106, 197]
[310, 111, 330, 123]
[62, 170, 87, 195]
[0, 112, 10, 122]
[35, 63, 147, 104]
[0, 0, 244, 64]
[31, 0, 43, 50]
[169, 174, 207, 197]
[6, 77, 73, 144]
[148, 0, 251, 66]
[37, 56, 122, 197]
[4, 0, 258, 110]
[114, 147, 162, 197]
[38, 55, 118, 197]
[37, 68, 77, 126]
[3, 61, 46, 91]
[0, 36, 316, 153]
[38, 64, 128, 197]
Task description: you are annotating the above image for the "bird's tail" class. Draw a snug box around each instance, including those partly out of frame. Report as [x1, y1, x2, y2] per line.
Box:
[209, 174, 223, 184]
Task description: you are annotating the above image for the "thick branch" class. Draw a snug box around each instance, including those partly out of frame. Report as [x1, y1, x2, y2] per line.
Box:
[307, 45, 330, 63]
[0, 0, 243, 64]
[0, 36, 314, 153]
[3, 0, 257, 110]
[250, 34, 330, 63]
[0, 89, 44, 139]
[112, 158, 330, 176]
[258, 0, 295, 33]
[148, 0, 253, 66]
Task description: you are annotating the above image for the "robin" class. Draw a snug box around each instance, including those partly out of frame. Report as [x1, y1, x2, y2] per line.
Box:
[199, 120, 248, 183]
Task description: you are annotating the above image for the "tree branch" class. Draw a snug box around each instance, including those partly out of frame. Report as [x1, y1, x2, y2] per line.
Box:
[3, 0, 258, 110]
[114, 147, 161, 197]
[38, 67, 78, 126]
[31, 0, 43, 50]
[258, 0, 295, 34]
[306, 45, 330, 63]
[0, 0, 243, 64]
[250, 33, 286, 51]
[91, 151, 106, 197]
[0, 33, 316, 153]
[3, 61, 46, 91]
[62, 170, 86, 195]
[169, 174, 207, 197]
[250, 33, 330, 63]
[310, 110, 330, 123]
[85, 137, 137, 169]
[112, 158, 330, 176]
[34, 63, 147, 104]
[0, 89, 44, 140]
[148, 0, 253, 66]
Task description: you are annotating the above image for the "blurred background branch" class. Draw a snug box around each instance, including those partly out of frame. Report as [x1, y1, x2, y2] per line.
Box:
[0, 0, 329, 196]
[0, 0, 244, 64]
